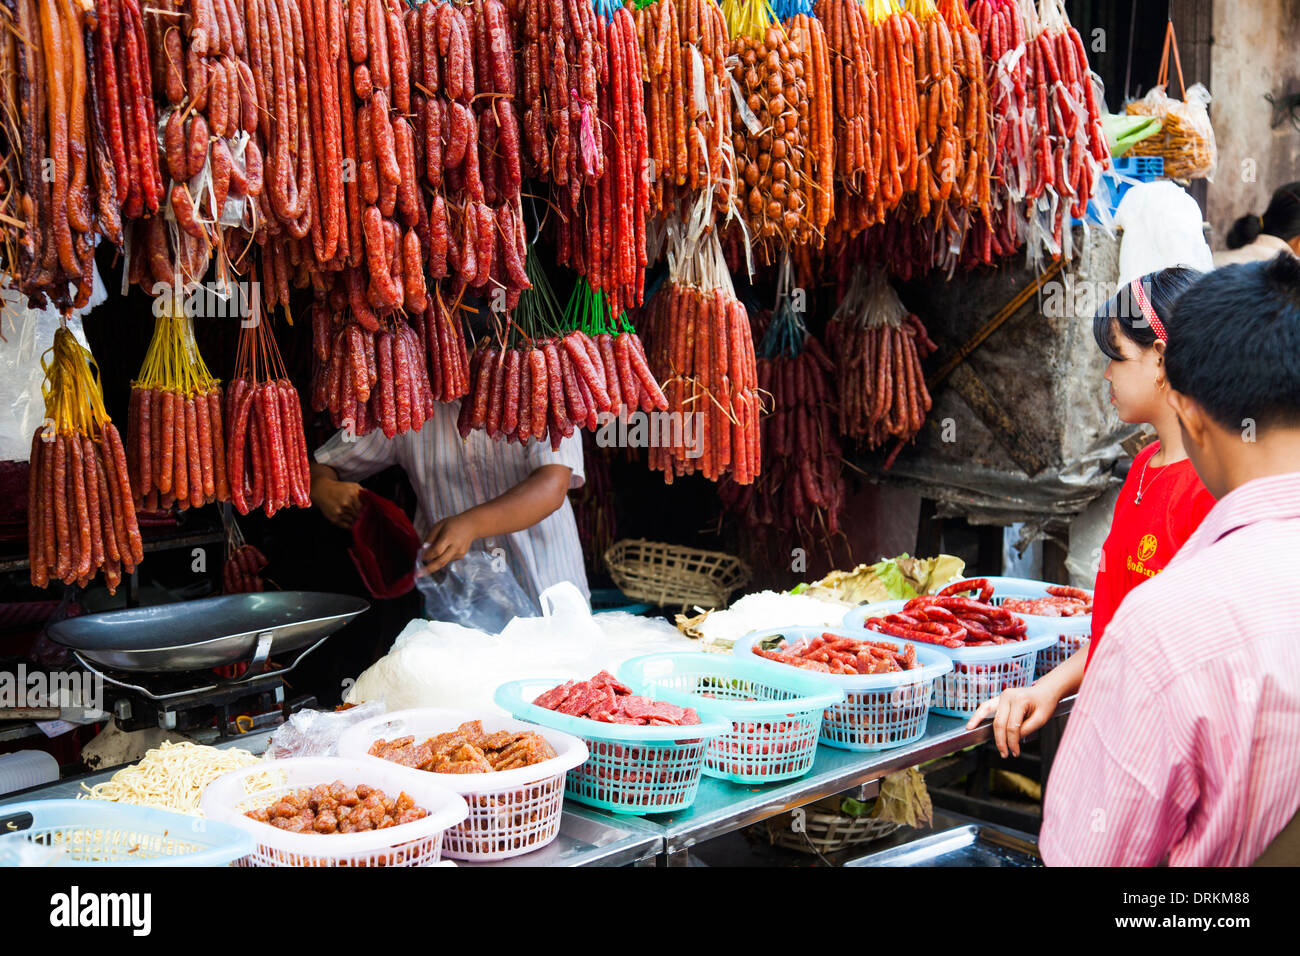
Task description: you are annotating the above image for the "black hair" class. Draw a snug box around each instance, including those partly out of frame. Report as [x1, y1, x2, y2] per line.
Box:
[1225, 182, 1300, 249]
[1092, 266, 1202, 361]
[1166, 253, 1300, 430]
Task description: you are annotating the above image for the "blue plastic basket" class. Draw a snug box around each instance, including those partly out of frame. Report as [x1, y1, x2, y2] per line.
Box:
[617, 653, 845, 783]
[842, 602, 1056, 718]
[0, 800, 254, 866]
[494, 679, 731, 815]
[980, 576, 1094, 677]
[732, 627, 954, 752]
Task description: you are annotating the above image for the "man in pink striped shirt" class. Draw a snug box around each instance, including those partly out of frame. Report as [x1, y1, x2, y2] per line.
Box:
[1041, 253, 1300, 865]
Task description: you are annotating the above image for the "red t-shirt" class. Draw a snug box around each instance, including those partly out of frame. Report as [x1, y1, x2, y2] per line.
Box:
[1087, 442, 1216, 668]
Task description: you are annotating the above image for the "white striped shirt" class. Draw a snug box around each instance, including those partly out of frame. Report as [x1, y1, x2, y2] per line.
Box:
[1041, 472, 1300, 866]
[313, 400, 590, 605]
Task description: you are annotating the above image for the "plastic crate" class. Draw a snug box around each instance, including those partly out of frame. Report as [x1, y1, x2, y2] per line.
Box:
[337, 707, 588, 862]
[494, 679, 731, 815]
[617, 653, 844, 783]
[0, 800, 254, 866]
[842, 603, 1056, 718]
[200, 757, 468, 867]
[1075, 156, 1165, 226]
[979, 576, 1093, 678]
[733, 626, 954, 751]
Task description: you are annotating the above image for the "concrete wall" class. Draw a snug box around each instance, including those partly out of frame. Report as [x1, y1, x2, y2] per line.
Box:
[1206, 0, 1300, 247]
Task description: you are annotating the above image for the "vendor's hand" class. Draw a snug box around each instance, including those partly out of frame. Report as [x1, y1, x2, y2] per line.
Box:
[422, 512, 480, 573]
[965, 683, 1061, 758]
[313, 476, 364, 529]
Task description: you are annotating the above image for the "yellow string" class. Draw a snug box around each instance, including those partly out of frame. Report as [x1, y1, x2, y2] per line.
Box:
[906, 0, 936, 21]
[864, 0, 897, 24]
[135, 310, 220, 401]
[41, 327, 110, 438]
[723, 0, 778, 41]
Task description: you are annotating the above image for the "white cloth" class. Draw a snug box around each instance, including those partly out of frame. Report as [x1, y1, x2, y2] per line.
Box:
[1212, 233, 1296, 268]
[1113, 181, 1214, 287]
[314, 399, 590, 603]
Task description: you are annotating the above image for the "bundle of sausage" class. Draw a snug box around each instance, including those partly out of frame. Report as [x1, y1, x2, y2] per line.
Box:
[457, 327, 666, 450]
[411, 0, 530, 307]
[639, 226, 761, 484]
[825, 268, 935, 461]
[863, 579, 1030, 647]
[1019, 0, 1109, 262]
[310, 305, 437, 439]
[223, 543, 268, 593]
[7, 0, 116, 310]
[815, 0, 876, 238]
[128, 314, 230, 512]
[726, 3, 833, 259]
[632, 0, 734, 217]
[722, 321, 842, 532]
[28, 328, 142, 593]
[91, 0, 162, 230]
[753, 632, 920, 674]
[571, 2, 649, 316]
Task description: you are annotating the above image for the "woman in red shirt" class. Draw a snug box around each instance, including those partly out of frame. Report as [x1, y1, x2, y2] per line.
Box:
[968, 267, 1216, 754]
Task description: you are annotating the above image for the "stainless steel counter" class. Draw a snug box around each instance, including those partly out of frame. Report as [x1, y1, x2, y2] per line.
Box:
[588, 699, 1075, 863]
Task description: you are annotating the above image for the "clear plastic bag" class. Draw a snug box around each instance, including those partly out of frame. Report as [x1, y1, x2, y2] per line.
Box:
[1123, 22, 1216, 181]
[265, 698, 387, 759]
[415, 549, 539, 634]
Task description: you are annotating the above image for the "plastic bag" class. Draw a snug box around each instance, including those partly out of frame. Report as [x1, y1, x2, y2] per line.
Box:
[265, 699, 386, 759]
[415, 549, 539, 633]
[1114, 180, 1214, 286]
[1125, 84, 1216, 180]
[348, 490, 420, 599]
[1123, 21, 1216, 180]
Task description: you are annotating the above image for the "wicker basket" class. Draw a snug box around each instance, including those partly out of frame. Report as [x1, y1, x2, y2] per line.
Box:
[604, 539, 750, 611]
[762, 806, 901, 856]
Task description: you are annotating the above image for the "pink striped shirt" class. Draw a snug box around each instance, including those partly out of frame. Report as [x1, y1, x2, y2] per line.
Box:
[1041, 472, 1300, 866]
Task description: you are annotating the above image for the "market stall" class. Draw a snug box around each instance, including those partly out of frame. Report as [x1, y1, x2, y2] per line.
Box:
[0, 0, 1221, 869]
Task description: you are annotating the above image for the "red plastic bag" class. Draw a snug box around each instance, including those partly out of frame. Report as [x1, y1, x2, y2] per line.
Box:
[348, 489, 421, 599]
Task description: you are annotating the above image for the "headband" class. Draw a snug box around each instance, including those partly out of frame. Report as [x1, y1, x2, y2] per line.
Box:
[1130, 278, 1168, 343]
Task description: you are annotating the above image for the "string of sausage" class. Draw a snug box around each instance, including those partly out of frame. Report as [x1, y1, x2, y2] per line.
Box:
[224, 375, 312, 516]
[457, 328, 667, 451]
[223, 543, 268, 593]
[27, 424, 143, 594]
[640, 280, 760, 485]
[718, 338, 841, 534]
[127, 384, 229, 512]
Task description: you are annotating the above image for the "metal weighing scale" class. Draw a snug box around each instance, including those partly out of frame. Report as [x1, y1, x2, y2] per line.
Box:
[47, 592, 369, 737]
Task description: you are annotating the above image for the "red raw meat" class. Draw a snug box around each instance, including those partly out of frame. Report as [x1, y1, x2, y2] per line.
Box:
[532, 681, 576, 710]
[591, 670, 634, 696]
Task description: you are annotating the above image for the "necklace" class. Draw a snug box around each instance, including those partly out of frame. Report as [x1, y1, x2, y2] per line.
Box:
[1133, 454, 1168, 505]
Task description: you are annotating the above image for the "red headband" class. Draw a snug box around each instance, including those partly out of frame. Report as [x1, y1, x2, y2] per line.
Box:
[1130, 278, 1168, 343]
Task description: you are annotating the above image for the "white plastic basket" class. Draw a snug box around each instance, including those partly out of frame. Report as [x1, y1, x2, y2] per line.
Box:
[732, 627, 954, 751]
[843, 602, 1056, 717]
[337, 708, 588, 862]
[200, 756, 468, 867]
[980, 577, 1094, 677]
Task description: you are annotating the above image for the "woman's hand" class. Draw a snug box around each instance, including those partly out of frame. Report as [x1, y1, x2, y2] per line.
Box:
[422, 511, 481, 573]
[965, 683, 1063, 758]
[311, 468, 363, 529]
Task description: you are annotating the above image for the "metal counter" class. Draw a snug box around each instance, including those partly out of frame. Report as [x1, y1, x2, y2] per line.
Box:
[595, 699, 1075, 864]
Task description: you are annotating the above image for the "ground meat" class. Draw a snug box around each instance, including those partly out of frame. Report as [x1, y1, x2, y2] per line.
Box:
[246, 781, 427, 834]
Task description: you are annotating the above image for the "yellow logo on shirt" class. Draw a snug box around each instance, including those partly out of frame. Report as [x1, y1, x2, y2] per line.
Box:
[1138, 534, 1159, 562]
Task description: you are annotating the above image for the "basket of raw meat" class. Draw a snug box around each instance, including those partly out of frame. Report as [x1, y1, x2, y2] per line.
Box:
[616, 653, 845, 783]
[494, 672, 731, 815]
[842, 579, 1056, 718]
[200, 757, 468, 867]
[732, 627, 953, 751]
[337, 709, 589, 862]
[977, 576, 1094, 677]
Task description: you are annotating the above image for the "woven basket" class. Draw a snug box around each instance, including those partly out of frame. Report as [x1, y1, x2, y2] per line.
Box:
[762, 807, 901, 856]
[604, 539, 750, 611]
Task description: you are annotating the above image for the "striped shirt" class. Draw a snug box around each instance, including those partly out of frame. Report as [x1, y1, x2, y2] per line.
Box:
[313, 400, 590, 605]
[1041, 472, 1300, 866]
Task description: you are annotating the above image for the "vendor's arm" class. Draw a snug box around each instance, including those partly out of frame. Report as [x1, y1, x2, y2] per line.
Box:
[422, 463, 572, 572]
[1038, 608, 1193, 866]
[310, 428, 400, 529]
